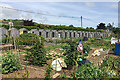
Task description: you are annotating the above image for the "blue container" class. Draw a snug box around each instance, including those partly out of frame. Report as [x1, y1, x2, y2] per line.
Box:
[115, 43, 120, 55]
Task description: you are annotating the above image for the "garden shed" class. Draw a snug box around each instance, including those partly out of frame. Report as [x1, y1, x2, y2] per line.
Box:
[29, 29, 39, 36]
[0, 27, 8, 39]
[10, 28, 19, 37]
[19, 28, 28, 35]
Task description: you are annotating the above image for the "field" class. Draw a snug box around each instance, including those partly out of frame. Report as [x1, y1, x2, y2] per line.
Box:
[1, 35, 120, 79]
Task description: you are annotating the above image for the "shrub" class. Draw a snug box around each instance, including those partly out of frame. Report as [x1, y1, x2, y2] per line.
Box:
[2, 36, 14, 44]
[83, 44, 91, 53]
[75, 63, 102, 78]
[17, 33, 39, 46]
[25, 40, 47, 66]
[100, 56, 120, 78]
[44, 64, 52, 79]
[63, 39, 79, 68]
[2, 37, 8, 43]
[2, 52, 21, 74]
[101, 56, 120, 70]
[75, 61, 118, 78]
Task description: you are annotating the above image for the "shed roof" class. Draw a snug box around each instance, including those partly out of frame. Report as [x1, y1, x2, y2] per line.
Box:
[19, 28, 28, 31]
[30, 29, 38, 32]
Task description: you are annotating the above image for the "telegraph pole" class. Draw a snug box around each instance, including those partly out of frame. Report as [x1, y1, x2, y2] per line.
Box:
[81, 16, 82, 27]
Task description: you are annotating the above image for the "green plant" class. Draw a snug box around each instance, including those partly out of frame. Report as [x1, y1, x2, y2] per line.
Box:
[25, 40, 47, 66]
[100, 56, 120, 78]
[22, 70, 29, 79]
[2, 52, 21, 74]
[83, 44, 91, 53]
[45, 43, 68, 51]
[17, 33, 39, 46]
[48, 39, 53, 43]
[63, 39, 79, 68]
[44, 64, 52, 80]
[75, 63, 102, 78]
[60, 73, 67, 78]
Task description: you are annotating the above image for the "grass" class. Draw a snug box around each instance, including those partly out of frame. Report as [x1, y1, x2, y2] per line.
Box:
[45, 43, 69, 52]
[18, 51, 28, 54]
[84, 37, 115, 51]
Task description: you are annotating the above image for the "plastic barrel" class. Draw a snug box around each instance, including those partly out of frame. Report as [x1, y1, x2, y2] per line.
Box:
[115, 43, 120, 55]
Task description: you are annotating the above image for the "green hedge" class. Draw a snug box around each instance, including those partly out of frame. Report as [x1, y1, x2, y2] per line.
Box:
[1, 24, 104, 32]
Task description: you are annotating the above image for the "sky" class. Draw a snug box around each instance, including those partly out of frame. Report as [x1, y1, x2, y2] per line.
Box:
[0, 1, 118, 28]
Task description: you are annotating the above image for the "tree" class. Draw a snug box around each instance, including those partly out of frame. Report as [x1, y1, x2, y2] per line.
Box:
[107, 23, 113, 30]
[112, 27, 120, 39]
[97, 23, 106, 30]
[69, 25, 74, 27]
[86, 27, 89, 29]
[90, 27, 94, 29]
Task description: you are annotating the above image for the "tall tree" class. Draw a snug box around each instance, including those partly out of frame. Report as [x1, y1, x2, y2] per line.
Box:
[97, 23, 106, 30]
[69, 25, 74, 27]
[86, 27, 89, 29]
[107, 23, 113, 30]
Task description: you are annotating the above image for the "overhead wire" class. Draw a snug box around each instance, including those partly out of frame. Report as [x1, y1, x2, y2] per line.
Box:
[0, 5, 98, 24]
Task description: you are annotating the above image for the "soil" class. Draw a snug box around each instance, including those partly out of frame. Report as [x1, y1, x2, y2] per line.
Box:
[2, 43, 120, 78]
[2, 53, 74, 78]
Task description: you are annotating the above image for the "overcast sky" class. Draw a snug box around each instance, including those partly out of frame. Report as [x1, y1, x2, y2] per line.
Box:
[0, 2, 118, 28]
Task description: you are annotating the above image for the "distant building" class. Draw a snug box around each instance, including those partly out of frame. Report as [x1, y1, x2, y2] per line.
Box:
[0, 27, 8, 39]
[23, 20, 34, 26]
[19, 28, 28, 35]
[28, 29, 39, 36]
[10, 28, 19, 37]
[0, 20, 9, 25]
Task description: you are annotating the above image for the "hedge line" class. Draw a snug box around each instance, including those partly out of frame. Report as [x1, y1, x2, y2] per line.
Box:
[1, 24, 104, 32]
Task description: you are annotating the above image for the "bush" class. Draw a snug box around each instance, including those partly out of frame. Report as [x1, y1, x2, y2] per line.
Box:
[17, 33, 39, 46]
[2, 36, 14, 44]
[75, 63, 102, 78]
[75, 60, 119, 78]
[2, 37, 8, 43]
[25, 40, 47, 66]
[101, 56, 120, 70]
[83, 44, 91, 53]
[63, 39, 79, 68]
[100, 56, 120, 78]
[44, 64, 52, 79]
[2, 52, 21, 74]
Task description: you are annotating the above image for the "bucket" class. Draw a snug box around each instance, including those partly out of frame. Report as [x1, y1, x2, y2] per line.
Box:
[115, 43, 120, 55]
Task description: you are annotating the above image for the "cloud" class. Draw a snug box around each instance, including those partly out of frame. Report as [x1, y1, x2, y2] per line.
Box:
[111, 3, 118, 8]
[0, 3, 21, 19]
[1, 0, 120, 2]
[0, 2, 118, 28]
[20, 9, 34, 20]
[85, 2, 95, 7]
